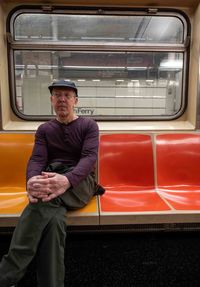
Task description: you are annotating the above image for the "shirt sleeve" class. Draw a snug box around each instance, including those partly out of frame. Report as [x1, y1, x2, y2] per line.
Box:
[65, 119, 99, 187]
[26, 124, 48, 182]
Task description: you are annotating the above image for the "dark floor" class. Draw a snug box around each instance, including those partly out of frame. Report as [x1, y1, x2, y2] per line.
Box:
[1, 230, 200, 286]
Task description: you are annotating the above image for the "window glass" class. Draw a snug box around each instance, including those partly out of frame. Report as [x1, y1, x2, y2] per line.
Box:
[9, 8, 189, 120]
[14, 14, 184, 44]
[14, 50, 183, 117]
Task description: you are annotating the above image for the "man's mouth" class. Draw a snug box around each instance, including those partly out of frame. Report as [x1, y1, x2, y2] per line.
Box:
[58, 106, 67, 109]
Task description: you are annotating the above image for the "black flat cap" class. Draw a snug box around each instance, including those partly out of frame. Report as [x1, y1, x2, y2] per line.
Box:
[48, 79, 78, 96]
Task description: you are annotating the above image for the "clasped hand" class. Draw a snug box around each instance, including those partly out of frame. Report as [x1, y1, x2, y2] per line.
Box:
[27, 172, 71, 203]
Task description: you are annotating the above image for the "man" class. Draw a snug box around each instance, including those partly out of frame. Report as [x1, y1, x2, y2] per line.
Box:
[0, 80, 99, 287]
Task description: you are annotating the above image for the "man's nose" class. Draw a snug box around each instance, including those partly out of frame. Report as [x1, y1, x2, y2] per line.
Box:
[58, 95, 66, 101]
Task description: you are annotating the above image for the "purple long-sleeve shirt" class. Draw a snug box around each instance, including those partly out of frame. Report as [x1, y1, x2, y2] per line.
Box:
[26, 117, 99, 187]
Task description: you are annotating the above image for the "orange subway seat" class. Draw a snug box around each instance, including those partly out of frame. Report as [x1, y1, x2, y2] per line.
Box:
[0, 134, 34, 217]
[0, 133, 99, 226]
[77, 197, 98, 213]
[99, 134, 170, 213]
[0, 134, 34, 188]
[0, 193, 28, 215]
[67, 197, 99, 225]
[156, 133, 200, 210]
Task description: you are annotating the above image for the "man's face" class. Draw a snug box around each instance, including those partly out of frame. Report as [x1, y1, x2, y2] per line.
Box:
[51, 87, 78, 120]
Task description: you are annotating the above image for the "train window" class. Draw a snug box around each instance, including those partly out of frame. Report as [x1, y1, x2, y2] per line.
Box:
[14, 14, 184, 44]
[8, 8, 190, 120]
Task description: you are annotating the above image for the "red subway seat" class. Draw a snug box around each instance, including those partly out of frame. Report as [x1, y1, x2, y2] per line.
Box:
[156, 133, 200, 210]
[99, 134, 170, 213]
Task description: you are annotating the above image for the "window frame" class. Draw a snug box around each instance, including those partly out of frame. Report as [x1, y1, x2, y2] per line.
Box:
[7, 6, 191, 121]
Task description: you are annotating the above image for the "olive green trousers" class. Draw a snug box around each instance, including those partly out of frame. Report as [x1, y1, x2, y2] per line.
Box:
[0, 171, 95, 287]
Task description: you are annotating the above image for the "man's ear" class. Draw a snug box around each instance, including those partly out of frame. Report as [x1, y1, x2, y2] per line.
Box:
[74, 97, 78, 105]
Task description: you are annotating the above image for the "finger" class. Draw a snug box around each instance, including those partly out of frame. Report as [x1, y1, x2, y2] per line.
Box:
[42, 172, 56, 178]
[40, 172, 49, 178]
[28, 175, 47, 184]
[28, 184, 52, 193]
[29, 190, 50, 198]
[42, 193, 57, 202]
[36, 175, 47, 179]
[27, 193, 38, 203]
[32, 182, 50, 190]
[32, 183, 41, 189]
[31, 178, 50, 185]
